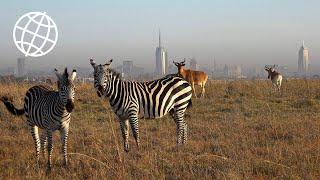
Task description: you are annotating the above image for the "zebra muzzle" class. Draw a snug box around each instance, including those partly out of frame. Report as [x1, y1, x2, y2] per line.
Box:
[96, 85, 104, 97]
[66, 99, 75, 113]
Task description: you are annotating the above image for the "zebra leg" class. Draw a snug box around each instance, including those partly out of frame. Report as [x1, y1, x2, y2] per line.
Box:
[129, 114, 140, 148]
[120, 119, 130, 152]
[183, 123, 188, 144]
[46, 130, 53, 171]
[173, 109, 187, 144]
[29, 125, 41, 168]
[60, 126, 69, 167]
[40, 131, 47, 158]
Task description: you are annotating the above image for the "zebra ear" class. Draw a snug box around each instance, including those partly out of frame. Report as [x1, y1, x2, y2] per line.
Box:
[105, 59, 113, 65]
[64, 67, 69, 78]
[70, 69, 77, 81]
[90, 58, 96, 67]
[54, 68, 62, 80]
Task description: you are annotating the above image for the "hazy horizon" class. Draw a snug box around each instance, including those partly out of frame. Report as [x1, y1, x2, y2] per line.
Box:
[0, 0, 319, 71]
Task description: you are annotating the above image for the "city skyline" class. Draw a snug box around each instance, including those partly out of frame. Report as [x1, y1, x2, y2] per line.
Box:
[0, 0, 319, 71]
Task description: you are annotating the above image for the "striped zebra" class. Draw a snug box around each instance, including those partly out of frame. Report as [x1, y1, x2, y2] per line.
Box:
[0, 68, 77, 170]
[90, 58, 192, 152]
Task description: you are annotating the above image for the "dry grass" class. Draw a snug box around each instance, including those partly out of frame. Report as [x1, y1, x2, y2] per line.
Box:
[0, 79, 320, 179]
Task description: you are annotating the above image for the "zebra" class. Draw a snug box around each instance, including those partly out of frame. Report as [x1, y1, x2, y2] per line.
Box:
[0, 68, 77, 170]
[90, 58, 193, 152]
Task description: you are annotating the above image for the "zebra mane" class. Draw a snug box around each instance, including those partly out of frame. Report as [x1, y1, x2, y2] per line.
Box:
[109, 69, 122, 80]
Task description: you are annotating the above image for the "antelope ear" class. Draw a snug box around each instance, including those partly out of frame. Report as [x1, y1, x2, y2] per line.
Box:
[70, 69, 77, 81]
[54, 68, 62, 80]
[90, 58, 96, 67]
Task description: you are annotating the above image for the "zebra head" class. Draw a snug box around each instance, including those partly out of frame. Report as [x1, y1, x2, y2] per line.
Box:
[90, 58, 113, 97]
[55, 68, 77, 113]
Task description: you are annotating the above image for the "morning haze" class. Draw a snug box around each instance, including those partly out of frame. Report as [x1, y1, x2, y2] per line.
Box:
[0, 0, 319, 71]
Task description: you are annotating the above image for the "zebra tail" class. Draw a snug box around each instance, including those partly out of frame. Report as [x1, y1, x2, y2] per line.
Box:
[0, 96, 25, 116]
[187, 99, 192, 109]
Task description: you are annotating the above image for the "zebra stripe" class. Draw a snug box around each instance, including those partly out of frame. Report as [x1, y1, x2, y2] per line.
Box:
[90, 59, 192, 152]
[1, 68, 76, 171]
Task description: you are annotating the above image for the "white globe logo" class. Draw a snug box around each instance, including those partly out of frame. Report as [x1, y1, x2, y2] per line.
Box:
[13, 12, 58, 57]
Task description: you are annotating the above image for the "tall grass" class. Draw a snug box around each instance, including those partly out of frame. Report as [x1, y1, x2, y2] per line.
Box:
[0, 79, 319, 179]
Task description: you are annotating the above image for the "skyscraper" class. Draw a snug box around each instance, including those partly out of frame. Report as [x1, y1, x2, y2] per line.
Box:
[190, 58, 199, 70]
[122, 60, 133, 79]
[155, 30, 168, 77]
[16, 57, 26, 77]
[298, 41, 309, 75]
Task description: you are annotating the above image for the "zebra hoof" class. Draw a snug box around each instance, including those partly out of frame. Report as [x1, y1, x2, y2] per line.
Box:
[63, 161, 68, 167]
[46, 166, 52, 175]
[124, 144, 130, 152]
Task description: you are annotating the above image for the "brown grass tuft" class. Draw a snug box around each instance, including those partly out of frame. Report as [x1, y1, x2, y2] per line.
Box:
[0, 79, 319, 179]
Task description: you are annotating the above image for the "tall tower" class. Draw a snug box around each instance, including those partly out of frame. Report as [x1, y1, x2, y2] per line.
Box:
[155, 30, 168, 77]
[16, 57, 26, 77]
[298, 41, 309, 75]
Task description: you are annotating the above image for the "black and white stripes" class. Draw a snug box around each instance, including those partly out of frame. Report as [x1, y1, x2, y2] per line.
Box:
[90, 59, 192, 151]
[1, 68, 77, 170]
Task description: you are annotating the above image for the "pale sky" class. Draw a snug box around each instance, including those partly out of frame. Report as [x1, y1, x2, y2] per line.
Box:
[0, 0, 319, 71]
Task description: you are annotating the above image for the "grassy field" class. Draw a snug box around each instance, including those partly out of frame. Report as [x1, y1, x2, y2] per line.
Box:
[0, 79, 319, 179]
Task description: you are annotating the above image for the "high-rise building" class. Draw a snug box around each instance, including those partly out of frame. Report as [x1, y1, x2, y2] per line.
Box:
[298, 41, 309, 75]
[234, 65, 242, 78]
[190, 58, 199, 70]
[122, 60, 133, 78]
[155, 30, 168, 77]
[16, 57, 26, 77]
[213, 58, 217, 72]
[223, 64, 229, 77]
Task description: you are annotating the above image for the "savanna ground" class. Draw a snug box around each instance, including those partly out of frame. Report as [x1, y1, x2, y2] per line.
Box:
[0, 79, 319, 179]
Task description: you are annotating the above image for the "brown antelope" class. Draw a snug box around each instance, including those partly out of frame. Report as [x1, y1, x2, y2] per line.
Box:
[173, 59, 208, 98]
[265, 65, 283, 92]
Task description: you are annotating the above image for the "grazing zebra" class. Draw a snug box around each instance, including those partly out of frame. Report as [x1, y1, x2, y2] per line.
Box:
[0, 68, 77, 170]
[265, 65, 283, 92]
[90, 58, 192, 152]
